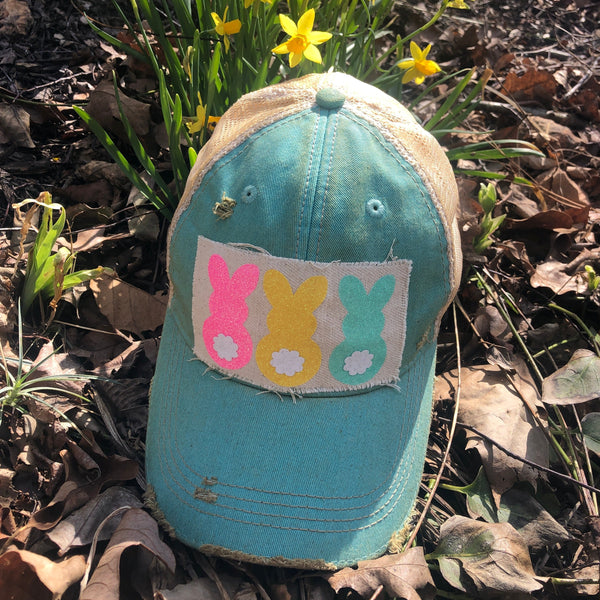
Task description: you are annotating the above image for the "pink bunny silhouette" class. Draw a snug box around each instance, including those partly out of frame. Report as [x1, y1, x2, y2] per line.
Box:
[202, 254, 259, 369]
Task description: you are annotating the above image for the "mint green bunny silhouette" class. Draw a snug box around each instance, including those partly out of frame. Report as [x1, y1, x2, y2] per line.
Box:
[329, 274, 395, 385]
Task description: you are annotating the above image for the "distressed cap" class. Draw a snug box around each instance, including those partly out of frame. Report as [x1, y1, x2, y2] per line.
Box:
[146, 72, 462, 569]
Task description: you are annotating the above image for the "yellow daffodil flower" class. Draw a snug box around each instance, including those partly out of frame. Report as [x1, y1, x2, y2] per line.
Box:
[186, 93, 220, 135]
[397, 41, 441, 85]
[211, 7, 241, 53]
[272, 9, 332, 68]
[447, 0, 471, 8]
[186, 96, 207, 135]
[207, 115, 221, 133]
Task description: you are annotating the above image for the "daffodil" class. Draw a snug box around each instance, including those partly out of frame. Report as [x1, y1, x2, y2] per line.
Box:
[186, 96, 207, 135]
[272, 9, 332, 68]
[447, 0, 472, 8]
[397, 41, 441, 85]
[207, 115, 221, 133]
[186, 93, 220, 135]
[211, 7, 241, 53]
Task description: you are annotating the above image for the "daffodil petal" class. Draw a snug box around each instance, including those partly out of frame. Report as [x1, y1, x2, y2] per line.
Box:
[409, 41, 423, 60]
[421, 43, 432, 59]
[224, 19, 241, 35]
[307, 31, 332, 45]
[397, 58, 415, 70]
[272, 41, 291, 54]
[303, 43, 322, 64]
[297, 8, 315, 36]
[279, 14, 297, 36]
[401, 67, 417, 84]
[211, 12, 222, 28]
[414, 74, 426, 85]
[289, 52, 302, 68]
[421, 59, 441, 75]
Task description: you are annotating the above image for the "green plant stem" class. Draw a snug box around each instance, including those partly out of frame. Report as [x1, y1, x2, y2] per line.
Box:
[473, 269, 583, 492]
[474, 269, 544, 383]
[548, 302, 600, 356]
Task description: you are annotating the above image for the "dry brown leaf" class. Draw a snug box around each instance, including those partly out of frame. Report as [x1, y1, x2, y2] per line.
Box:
[29, 340, 88, 396]
[0, 0, 33, 36]
[527, 115, 582, 148]
[536, 168, 590, 208]
[0, 548, 86, 600]
[503, 69, 557, 106]
[498, 486, 572, 551]
[0, 102, 35, 148]
[47, 486, 143, 556]
[327, 548, 435, 600]
[57, 227, 131, 253]
[432, 516, 544, 597]
[85, 79, 152, 142]
[80, 508, 176, 600]
[157, 575, 251, 600]
[530, 258, 588, 295]
[77, 160, 131, 189]
[437, 365, 549, 498]
[90, 275, 167, 337]
[20, 438, 138, 538]
[504, 209, 574, 231]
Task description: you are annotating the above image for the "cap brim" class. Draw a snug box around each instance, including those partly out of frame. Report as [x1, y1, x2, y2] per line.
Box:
[146, 308, 436, 569]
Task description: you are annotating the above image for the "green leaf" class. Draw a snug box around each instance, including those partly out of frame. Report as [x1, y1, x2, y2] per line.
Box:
[581, 412, 600, 454]
[62, 267, 114, 290]
[73, 106, 173, 219]
[443, 467, 497, 522]
[542, 349, 600, 405]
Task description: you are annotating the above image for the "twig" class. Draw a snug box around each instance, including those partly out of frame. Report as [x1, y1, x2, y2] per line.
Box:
[225, 560, 272, 600]
[368, 584, 385, 600]
[404, 301, 462, 549]
[438, 417, 600, 495]
[80, 506, 132, 592]
[196, 553, 232, 600]
[563, 57, 600, 101]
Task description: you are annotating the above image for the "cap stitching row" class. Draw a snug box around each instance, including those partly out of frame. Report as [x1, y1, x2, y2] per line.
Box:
[315, 107, 339, 261]
[294, 108, 320, 260]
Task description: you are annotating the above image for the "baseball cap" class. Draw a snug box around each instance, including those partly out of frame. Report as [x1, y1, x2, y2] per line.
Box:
[146, 72, 462, 569]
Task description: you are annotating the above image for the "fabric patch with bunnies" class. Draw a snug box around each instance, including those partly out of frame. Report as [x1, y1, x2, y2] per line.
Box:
[192, 235, 412, 394]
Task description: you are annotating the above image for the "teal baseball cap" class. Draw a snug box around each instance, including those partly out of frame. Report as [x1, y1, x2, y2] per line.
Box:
[146, 72, 462, 569]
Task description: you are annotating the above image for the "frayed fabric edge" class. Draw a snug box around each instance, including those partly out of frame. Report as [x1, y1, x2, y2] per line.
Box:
[144, 485, 338, 570]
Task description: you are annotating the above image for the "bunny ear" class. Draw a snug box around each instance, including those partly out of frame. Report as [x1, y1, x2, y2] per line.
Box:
[207, 254, 231, 290]
[338, 275, 367, 311]
[230, 263, 260, 297]
[295, 275, 328, 309]
[263, 269, 293, 304]
[368, 275, 396, 308]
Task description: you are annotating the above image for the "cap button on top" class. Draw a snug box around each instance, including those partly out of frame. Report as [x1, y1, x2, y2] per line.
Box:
[315, 88, 345, 110]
